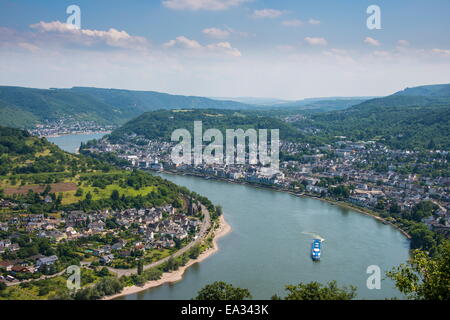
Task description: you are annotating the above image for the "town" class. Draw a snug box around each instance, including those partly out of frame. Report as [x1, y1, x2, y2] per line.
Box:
[83, 134, 449, 237]
[0, 198, 204, 285]
[29, 117, 116, 137]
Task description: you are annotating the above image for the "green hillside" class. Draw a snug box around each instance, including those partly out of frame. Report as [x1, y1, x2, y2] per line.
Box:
[0, 86, 254, 128]
[301, 84, 450, 150]
[65, 87, 253, 112]
[0, 126, 194, 211]
[0, 86, 125, 127]
[109, 109, 303, 142]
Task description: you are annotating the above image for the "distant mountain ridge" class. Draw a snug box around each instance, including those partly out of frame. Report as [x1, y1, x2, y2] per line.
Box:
[351, 84, 450, 111]
[0, 86, 255, 128]
[393, 84, 450, 98]
[307, 84, 450, 150]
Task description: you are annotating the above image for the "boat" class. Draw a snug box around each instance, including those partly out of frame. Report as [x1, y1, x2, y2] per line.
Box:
[311, 239, 321, 261]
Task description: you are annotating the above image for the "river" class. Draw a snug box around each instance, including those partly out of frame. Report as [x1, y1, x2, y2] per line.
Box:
[47, 133, 107, 153]
[51, 134, 410, 300]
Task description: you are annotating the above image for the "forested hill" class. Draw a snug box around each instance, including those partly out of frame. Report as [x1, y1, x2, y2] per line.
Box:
[0, 125, 206, 213]
[64, 87, 253, 112]
[0, 86, 124, 127]
[0, 125, 115, 176]
[350, 84, 450, 111]
[109, 109, 303, 142]
[304, 84, 450, 150]
[0, 86, 253, 128]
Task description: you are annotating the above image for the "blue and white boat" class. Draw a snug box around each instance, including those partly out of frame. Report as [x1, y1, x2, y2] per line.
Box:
[311, 239, 321, 261]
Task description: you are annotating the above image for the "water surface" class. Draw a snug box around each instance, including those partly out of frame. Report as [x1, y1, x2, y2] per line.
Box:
[47, 133, 106, 153]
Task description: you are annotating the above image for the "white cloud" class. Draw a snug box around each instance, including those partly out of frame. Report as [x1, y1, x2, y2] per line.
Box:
[164, 36, 202, 49]
[397, 40, 410, 47]
[282, 19, 303, 27]
[164, 36, 241, 57]
[432, 48, 450, 56]
[304, 37, 327, 46]
[162, 0, 250, 11]
[29, 21, 149, 50]
[202, 27, 230, 39]
[206, 42, 241, 57]
[252, 9, 284, 19]
[364, 37, 381, 47]
[308, 19, 321, 25]
[31, 21, 79, 33]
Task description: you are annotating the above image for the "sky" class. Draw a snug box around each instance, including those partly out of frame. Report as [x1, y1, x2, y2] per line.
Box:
[1, 0, 450, 100]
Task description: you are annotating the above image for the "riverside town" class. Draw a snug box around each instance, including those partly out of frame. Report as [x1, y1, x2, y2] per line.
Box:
[0, 0, 448, 317]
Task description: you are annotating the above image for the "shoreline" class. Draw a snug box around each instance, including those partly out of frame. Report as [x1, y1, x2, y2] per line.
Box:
[102, 214, 232, 300]
[158, 170, 411, 239]
[43, 131, 112, 138]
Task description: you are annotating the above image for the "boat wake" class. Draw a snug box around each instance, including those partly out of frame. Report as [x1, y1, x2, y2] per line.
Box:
[301, 231, 325, 242]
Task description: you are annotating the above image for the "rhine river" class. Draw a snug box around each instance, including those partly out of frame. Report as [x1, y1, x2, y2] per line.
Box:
[47, 133, 106, 154]
[51, 134, 410, 300]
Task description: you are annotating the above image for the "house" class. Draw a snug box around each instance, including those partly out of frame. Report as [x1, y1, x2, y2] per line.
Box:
[0, 260, 16, 271]
[11, 265, 35, 274]
[306, 185, 327, 194]
[88, 221, 106, 232]
[36, 255, 58, 269]
[119, 250, 131, 258]
[112, 240, 127, 251]
[100, 254, 114, 265]
[8, 243, 20, 252]
[0, 239, 12, 253]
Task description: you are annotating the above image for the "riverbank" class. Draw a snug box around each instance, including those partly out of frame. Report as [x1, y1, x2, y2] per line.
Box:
[159, 170, 411, 239]
[317, 197, 412, 239]
[43, 131, 111, 138]
[102, 214, 232, 300]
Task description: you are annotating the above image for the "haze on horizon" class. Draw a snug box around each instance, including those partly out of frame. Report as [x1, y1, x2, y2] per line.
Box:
[1, 0, 450, 100]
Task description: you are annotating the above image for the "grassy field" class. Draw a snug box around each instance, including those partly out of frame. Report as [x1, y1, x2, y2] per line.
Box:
[1, 170, 159, 206]
[0, 268, 107, 300]
[62, 184, 157, 205]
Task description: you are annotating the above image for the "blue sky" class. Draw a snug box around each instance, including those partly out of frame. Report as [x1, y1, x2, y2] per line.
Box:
[1, 0, 450, 99]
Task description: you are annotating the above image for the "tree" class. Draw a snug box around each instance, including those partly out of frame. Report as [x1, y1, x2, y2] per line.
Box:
[111, 189, 120, 201]
[194, 281, 252, 300]
[75, 188, 83, 197]
[41, 184, 52, 196]
[137, 259, 144, 275]
[97, 267, 110, 277]
[387, 241, 450, 300]
[272, 281, 357, 300]
[0, 281, 6, 291]
[189, 245, 201, 259]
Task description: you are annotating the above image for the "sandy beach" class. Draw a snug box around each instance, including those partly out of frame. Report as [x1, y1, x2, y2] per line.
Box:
[102, 214, 232, 300]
